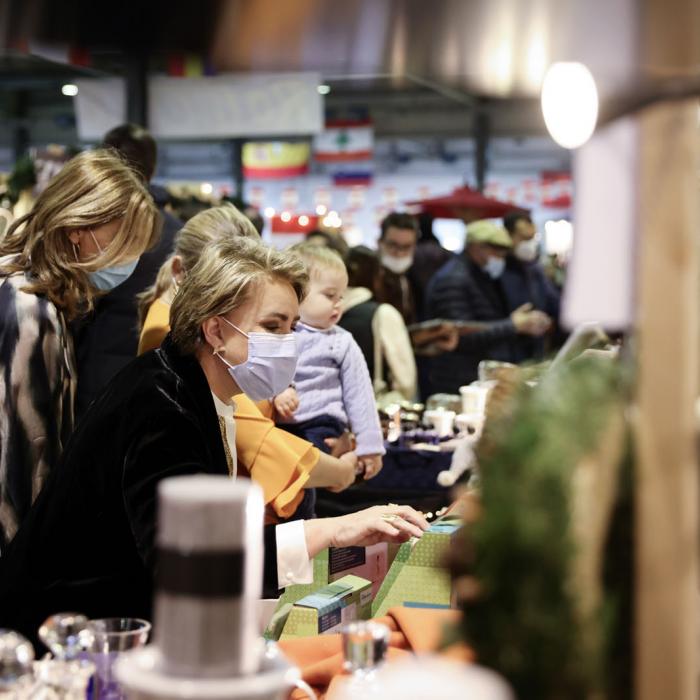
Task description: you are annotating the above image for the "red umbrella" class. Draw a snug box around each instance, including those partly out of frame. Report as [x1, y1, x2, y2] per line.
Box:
[406, 185, 526, 221]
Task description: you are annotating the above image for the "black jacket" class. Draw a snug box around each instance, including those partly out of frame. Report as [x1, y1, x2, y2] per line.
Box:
[502, 256, 561, 363]
[424, 255, 518, 392]
[0, 335, 278, 642]
[72, 201, 181, 420]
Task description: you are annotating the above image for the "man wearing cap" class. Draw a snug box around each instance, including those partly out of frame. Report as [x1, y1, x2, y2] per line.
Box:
[424, 220, 552, 392]
[502, 211, 561, 362]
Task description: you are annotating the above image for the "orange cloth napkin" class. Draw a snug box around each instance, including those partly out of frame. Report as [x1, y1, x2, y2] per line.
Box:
[278, 607, 472, 699]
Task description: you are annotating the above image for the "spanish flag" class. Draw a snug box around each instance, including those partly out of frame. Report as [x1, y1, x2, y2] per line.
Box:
[243, 142, 310, 179]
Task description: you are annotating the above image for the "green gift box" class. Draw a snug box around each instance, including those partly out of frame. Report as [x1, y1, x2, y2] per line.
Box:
[372, 519, 462, 617]
[265, 544, 394, 640]
[279, 575, 373, 639]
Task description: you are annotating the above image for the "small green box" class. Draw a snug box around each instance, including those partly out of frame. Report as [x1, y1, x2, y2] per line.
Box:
[372, 519, 461, 617]
[279, 575, 373, 639]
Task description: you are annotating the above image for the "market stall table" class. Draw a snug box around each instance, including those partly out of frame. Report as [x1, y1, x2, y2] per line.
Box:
[316, 443, 455, 517]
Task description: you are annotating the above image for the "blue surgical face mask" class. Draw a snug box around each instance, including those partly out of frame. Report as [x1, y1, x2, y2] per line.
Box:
[483, 255, 506, 280]
[214, 317, 298, 401]
[89, 259, 139, 291]
[86, 230, 139, 291]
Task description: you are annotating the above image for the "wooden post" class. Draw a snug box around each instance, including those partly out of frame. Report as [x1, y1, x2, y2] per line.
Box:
[635, 1, 700, 692]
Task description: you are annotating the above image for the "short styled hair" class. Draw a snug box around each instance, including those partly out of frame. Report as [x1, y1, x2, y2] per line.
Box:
[503, 210, 532, 234]
[345, 245, 379, 290]
[102, 123, 157, 183]
[379, 211, 419, 240]
[170, 237, 308, 354]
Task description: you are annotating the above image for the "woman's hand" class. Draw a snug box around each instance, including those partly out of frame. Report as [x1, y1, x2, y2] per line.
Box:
[324, 431, 356, 457]
[273, 386, 299, 420]
[358, 453, 383, 480]
[326, 451, 359, 493]
[303, 505, 429, 558]
[331, 505, 429, 548]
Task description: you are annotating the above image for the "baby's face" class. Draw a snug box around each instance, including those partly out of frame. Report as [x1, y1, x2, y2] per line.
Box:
[300, 266, 348, 330]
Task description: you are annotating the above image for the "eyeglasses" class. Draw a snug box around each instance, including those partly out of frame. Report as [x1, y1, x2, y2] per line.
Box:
[382, 240, 415, 255]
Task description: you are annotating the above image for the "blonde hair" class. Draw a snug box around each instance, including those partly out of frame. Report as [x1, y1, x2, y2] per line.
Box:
[0, 149, 160, 320]
[170, 237, 308, 354]
[288, 242, 347, 278]
[137, 203, 260, 328]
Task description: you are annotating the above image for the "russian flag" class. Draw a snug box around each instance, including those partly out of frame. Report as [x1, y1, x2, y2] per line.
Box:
[332, 171, 373, 187]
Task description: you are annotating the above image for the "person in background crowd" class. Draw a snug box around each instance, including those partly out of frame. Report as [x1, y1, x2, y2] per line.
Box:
[425, 220, 552, 393]
[137, 205, 357, 520]
[409, 213, 452, 319]
[376, 211, 459, 398]
[71, 124, 182, 420]
[0, 236, 428, 642]
[502, 211, 561, 362]
[222, 195, 264, 234]
[376, 212, 419, 325]
[274, 244, 385, 517]
[0, 149, 159, 550]
[305, 228, 350, 259]
[339, 246, 417, 402]
[170, 194, 211, 223]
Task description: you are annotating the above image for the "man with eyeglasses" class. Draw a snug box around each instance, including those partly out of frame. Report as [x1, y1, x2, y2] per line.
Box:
[376, 212, 421, 325]
[375, 212, 459, 398]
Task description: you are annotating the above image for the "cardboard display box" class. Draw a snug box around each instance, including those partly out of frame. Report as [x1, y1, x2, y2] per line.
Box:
[265, 543, 392, 640]
[279, 575, 372, 639]
[372, 519, 462, 617]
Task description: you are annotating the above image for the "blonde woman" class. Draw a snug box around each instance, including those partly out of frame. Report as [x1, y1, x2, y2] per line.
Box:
[0, 237, 428, 638]
[137, 205, 358, 520]
[0, 149, 159, 550]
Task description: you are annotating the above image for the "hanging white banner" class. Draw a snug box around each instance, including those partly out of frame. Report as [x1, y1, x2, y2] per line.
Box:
[561, 118, 638, 331]
[74, 78, 127, 141]
[75, 73, 323, 141]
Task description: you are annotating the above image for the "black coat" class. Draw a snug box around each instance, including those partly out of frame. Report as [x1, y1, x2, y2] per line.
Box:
[424, 255, 518, 393]
[501, 255, 561, 363]
[0, 335, 279, 643]
[72, 200, 181, 421]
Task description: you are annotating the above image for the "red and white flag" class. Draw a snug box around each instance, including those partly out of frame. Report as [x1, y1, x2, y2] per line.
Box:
[313, 120, 373, 162]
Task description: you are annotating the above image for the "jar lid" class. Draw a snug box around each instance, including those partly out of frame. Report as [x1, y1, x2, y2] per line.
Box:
[341, 621, 390, 673]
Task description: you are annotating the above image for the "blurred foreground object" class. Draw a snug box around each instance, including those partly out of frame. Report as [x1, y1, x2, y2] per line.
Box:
[453, 355, 631, 699]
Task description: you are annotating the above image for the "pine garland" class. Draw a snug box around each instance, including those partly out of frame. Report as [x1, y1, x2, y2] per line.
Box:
[455, 357, 630, 699]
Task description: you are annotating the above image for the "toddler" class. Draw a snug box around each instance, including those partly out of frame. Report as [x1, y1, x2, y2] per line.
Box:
[275, 244, 384, 515]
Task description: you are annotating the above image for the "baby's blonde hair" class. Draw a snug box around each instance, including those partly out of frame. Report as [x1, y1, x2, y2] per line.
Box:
[170, 237, 308, 354]
[0, 149, 159, 319]
[288, 242, 347, 278]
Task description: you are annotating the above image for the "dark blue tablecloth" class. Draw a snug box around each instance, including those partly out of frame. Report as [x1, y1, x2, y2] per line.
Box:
[316, 442, 454, 517]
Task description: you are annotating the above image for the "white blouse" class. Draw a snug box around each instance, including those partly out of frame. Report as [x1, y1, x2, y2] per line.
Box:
[211, 392, 313, 589]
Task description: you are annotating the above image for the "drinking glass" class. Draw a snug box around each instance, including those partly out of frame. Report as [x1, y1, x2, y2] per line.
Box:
[87, 618, 151, 700]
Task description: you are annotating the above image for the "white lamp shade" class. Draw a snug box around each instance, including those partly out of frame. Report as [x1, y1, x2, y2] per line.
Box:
[541, 62, 599, 149]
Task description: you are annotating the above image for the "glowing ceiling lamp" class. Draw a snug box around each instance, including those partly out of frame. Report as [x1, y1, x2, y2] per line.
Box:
[541, 62, 598, 149]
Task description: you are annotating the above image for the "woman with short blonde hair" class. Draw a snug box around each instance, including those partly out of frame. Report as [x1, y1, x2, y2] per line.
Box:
[0, 149, 159, 549]
[0, 235, 428, 638]
[170, 236, 307, 353]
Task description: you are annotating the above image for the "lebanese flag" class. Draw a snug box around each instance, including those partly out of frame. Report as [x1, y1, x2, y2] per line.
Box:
[314, 120, 373, 162]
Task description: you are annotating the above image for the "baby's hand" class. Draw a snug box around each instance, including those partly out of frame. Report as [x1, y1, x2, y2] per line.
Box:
[273, 386, 299, 420]
[358, 454, 383, 480]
